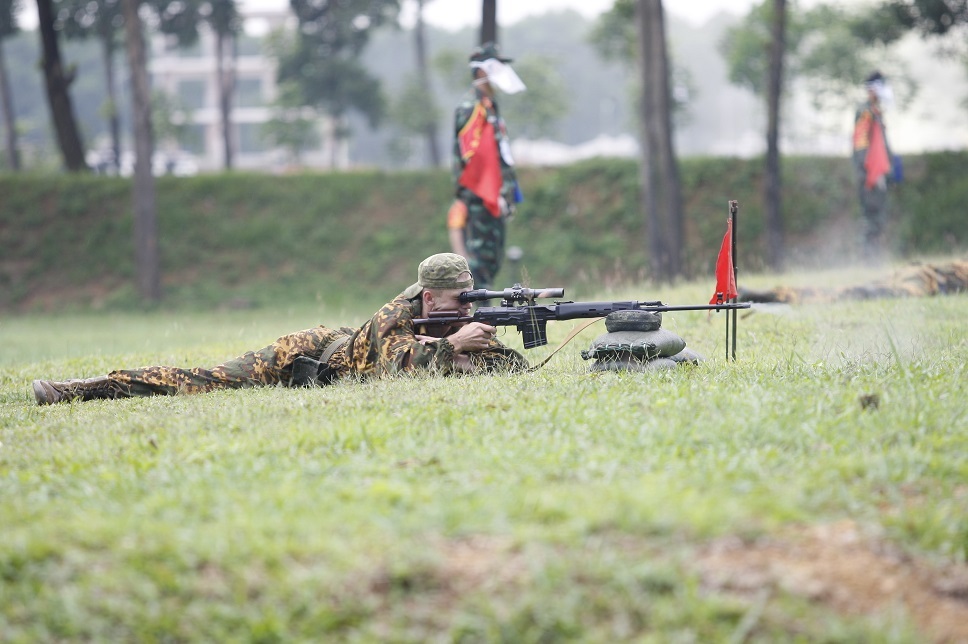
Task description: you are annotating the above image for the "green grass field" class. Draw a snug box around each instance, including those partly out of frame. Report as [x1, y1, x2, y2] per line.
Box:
[2, 265, 967, 642]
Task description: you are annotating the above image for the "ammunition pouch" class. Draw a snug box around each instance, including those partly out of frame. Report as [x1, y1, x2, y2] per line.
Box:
[289, 335, 349, 387]
[289, 357, 336, 387]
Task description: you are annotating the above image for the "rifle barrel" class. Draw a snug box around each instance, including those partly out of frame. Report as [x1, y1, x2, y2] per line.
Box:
[413, 301, 750, 327]
[642, 302, 751, 312]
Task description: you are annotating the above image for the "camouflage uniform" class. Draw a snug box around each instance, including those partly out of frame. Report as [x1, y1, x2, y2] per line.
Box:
[451, 89, 518, 290]
[738, 260, 968, 304]
[33, 253, 528, 404]
[109, 292, 527, 397]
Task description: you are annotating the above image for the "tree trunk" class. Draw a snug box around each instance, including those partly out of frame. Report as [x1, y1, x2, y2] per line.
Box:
[481, 0, 497, 45]
[0, 38, 20, 170]
[35, 0, 87, 171]
[121, 0, 161, 303]
[634, 0, 661, 280]
[765, 0, 786, 270]
[415, 0, 440, 166]
[329, 116, 338, 169]
[216, 30, 235, 170]
[100, 33, 121, 173]
[647, 0, 682, 279]
[636, 0, 682, 282]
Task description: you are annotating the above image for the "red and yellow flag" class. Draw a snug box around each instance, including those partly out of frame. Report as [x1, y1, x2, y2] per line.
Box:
[457, 103, 502, 217]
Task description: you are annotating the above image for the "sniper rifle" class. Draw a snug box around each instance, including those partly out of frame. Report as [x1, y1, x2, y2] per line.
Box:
[414, 283, 751, 349]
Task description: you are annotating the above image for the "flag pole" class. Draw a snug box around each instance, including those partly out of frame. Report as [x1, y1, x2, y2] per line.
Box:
[724, 258, 731, 362]
[729, 200, 739, 361]
[711, 201, 740, 362]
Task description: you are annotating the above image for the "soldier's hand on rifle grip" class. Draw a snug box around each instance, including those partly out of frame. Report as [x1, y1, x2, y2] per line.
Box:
[447, 322, 498, 354]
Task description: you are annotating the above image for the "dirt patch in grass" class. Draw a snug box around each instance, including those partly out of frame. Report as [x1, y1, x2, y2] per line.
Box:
[361, 535, 536, 637]
[367, 534, 533, 604]
[356, 522, 968, 640]
[695, 520, 968, 643]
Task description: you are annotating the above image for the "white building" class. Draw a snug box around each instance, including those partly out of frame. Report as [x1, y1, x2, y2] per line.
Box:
[148, 6, 346, 172]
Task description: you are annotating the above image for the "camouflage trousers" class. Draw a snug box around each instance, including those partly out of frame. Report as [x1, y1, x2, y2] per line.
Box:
[108, 326, 349, 397]
[854, 151, 889, 259]
[858, 179, 889, 255]
[460, 194, 506, 290]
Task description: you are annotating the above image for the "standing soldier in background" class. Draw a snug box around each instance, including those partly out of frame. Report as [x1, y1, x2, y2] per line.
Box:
[852, 71, 898, 263]
[448, 42, 525, 290]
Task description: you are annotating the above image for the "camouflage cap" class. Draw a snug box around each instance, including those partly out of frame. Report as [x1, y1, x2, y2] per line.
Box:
[402, 253, 474, 299]
[469, 41, 513, 63]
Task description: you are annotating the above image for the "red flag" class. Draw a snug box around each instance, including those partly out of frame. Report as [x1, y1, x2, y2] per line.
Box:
[864, 120, 891, 190]
[710, 218, 738, 304]
[457, 103, 502, 217]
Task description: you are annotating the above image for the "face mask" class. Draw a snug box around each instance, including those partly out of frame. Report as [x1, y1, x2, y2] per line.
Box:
[471, 58, 527, 95]
[866, 79, 894, 109]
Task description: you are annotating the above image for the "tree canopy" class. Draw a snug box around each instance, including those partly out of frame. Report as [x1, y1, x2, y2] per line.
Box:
[274, 0, 399, 130]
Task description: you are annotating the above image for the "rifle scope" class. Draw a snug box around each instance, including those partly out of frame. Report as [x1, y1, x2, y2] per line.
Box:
[459, 284, 565, 304]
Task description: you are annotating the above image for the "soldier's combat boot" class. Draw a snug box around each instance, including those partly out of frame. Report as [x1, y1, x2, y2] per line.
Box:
[32, 376, 128, 405]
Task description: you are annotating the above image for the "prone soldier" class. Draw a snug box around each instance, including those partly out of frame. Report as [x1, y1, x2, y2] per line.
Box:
[32, 253, 528, 405]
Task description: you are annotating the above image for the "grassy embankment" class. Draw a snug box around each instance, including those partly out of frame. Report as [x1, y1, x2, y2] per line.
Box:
[2, 152, 966, 314]
[2, 261, 967, 641]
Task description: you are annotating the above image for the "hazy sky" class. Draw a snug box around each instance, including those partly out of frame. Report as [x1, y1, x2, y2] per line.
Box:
[231, 0, 763, 29]
[18, 0, 794, 31]
[410, 0, 760, 29]
[230, 0, 830, 33]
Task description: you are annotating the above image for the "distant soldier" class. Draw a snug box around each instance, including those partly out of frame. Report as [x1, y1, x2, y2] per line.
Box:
[738, 259, 968, 304]
[32, 254, 528, 404]
[852, 71, 898, 262]
[448, 41, 525, 291]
